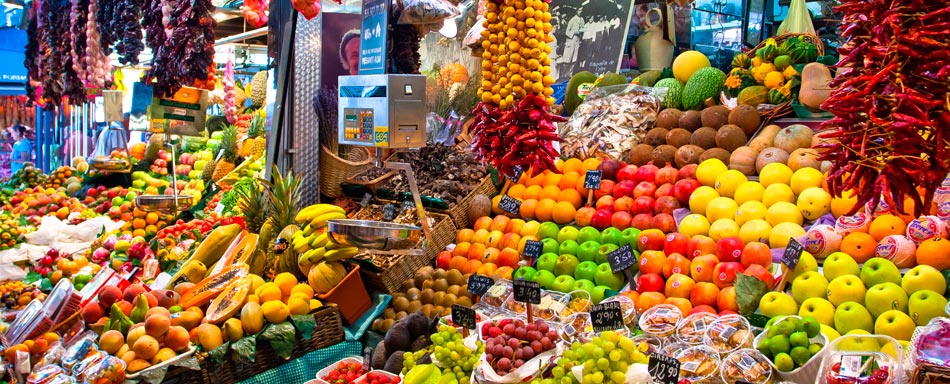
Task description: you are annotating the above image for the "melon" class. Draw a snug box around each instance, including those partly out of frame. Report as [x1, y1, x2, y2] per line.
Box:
[178, 263, 249, 308]
[308, 261, 348, 294]
[672, 51, 711, 83]
[204, 276, 251, 324]
[787, 148, 821, 171]
[654, 78, 685, 110]
[565, 71, 598, 115]
[756, 147, 790, 173]
[737, 86, 768, 106]
[681, 67, 727, 111]
[773, 124, 815, 154]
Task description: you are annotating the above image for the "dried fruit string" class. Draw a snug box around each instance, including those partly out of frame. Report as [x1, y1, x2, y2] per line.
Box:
[470, 0, 563, 178]
[817, 0, 950, 216]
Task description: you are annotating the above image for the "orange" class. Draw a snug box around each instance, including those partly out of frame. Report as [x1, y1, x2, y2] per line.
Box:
[132, 218, 146, 229]
[523, 185, 543, 201]
[274, 273, 298, 296]
[575, 176, 589, 195]
[542, 172, 562, 187]
[562, 158, 583, 174]
[830, 189, 860, 218]
[540, 185, 561, 200]
[869, 214, 907, 242]
[581, 158, 601, 173]
[558, 172, 580, 191]
[524, 173, 545, 187]
[557, 188, 583, 209]
[491, 195, 504, 215]
[840, 232, 878, 263]
[145, 212, 159, 225]
[507, 184, 526, 200]
[917, 238, 950, 270]
[534, 199, 558, 222]
[519, 199, 538, 220]
[552, 201, 577, 224]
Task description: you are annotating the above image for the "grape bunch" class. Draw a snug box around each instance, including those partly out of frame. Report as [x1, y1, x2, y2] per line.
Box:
[532, 331, 649, 384]
[483, 319, 557, 375]
[401, 349, 430, 375]
[431, 325, 483, 383]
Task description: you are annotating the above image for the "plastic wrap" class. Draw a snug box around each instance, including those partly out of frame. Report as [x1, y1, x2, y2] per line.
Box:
[559, 85, 665, 160]
[397, 0, 460, 25]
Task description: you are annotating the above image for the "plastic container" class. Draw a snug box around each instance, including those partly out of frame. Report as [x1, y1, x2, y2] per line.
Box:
[558, 290, 592, 319]
[673, 345, 722, 383]
[704, 314, 753, 355]
[480, 281, 512, 308]
[317, 265, 371, 325]
[912, 317, 950, 366]
[503, 290, 567, 322]
[599, 294, 638, 328]
[677, 312, 718, 345]
[630, 334, 662, 354]
[753, 316, 829, 383]
[817, 334, 904, 384]
[315, 356, 363, 382]
[638, 304, 683, 338]
[661, 341, 692, 356]
[720, 348, 774, 384]
[559, 312, 591, 343]
[353, 370, 399, 384]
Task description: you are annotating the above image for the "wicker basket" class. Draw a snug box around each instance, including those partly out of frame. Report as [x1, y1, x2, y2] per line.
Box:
[912, 363, 950, 384]
[426, 212, 457, 260]
[742, 32, 825, 121]
[437, 176, 498, 230]
[320, 146, 372, 199]
[163, 306, 345, 384]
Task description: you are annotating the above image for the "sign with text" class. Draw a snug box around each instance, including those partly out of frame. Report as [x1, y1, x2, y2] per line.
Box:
[523, 240, 542, 258]
[591, 301, 623, 333]
[513, 280, 541, 304]
[498, 195, 521, 216]
[782, 238, 804, 271]
[358, 0, 389, 74]
[467, 275, 494, 296]
[607, 244, 636, 273]
[584, 170, 602, 190]
[451, 304, 476, 329]
[648, 352, 681, 384]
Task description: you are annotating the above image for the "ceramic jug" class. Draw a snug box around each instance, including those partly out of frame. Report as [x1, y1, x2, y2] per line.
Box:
[635, 8, 674, 71]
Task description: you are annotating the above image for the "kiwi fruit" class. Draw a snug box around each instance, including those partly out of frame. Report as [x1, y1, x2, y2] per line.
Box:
[420, 289, 435, 305]
[728, 104, 762, 136]
[405, 288, 421, 302]
[675, 145, 704, 167]
[445, 269, 464, 286]
[401, 279, 415, 291]
[701, 106, 730, 129]
[656, 108, 683, 129]
[645, 127, 669, 146]
[381, 318, 395, 331]
[446, 285, 461, 297]
[421, 280, 434, 290]
[628, 144, 654, 166]
[679, 110, 703, 131]
[392, 296, 410, 312]
[420, 304, 435, 318]
[432, 291, 446, 307]
[715, 124, 748, 152]
[652, 145, 677, 166]
[456, 296, 473, 307]
[413, 271, 431, 289]
[433, 278, 449, 292]
[433, 268, 447, 280]
[407, 300, 422, 313]
[665, 128, 692, 148]
[691, 127, 718, 149]
[382, 308, 396, 319]
[418, 266, 435, 275]
[442, 293, 459, 308]
[700, 148, 731, 163]
[395, 311, 408, 321]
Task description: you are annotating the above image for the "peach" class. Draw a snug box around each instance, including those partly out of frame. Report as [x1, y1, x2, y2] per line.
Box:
[664, 273, 696, 299]
[574, 207, 596, 227]
[663, 253, 692, 279]
[173, 282, 195, 296]
[81, 302, 105, 324]
[635, 292, 667, 313]
[717, 286, 739, 312]
[123, 283, 148, 303]
[638, 250, 667, 275]
[97, 286, 122, 308]
[473, 216, 493, 231]
[191, 324, 224, 351]
[690, 254, 720, 282]
[132, 335, 160, 361]
[689, 282, 721, 308]
[145, 314, 171, 338]
[689, 305, 718, 315]
[664, 297, 693, 315]
[121, 351, 137, 366]
[146, 307, 171, 319]
[164, 326, 191, 352]
[98, 330, 125, 355]
[151, 347, 177, 365]
[128, 359, 152, 373]
[126, 324, 146, 348]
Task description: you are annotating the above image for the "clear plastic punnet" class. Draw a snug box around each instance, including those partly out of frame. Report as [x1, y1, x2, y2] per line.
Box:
[817, 334, 905, 384]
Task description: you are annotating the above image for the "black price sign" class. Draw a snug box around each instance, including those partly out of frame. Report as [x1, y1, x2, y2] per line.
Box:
[523, 240, 542, 258]
[467, 274, 494, 296]
[648, 352, 681, 384]
[360, 193, 373, 207]
[498, 195, 521, 216]
[513, 279, 541, 304]
[782, 238, 804, 271]
[584, 170, 603, 190]
[607, 244, 637, 273]
[451, 304, 476, 329]
[591, 301, 624, 333]
[383, 204, 397, 221]
[505, 166, 524, 183]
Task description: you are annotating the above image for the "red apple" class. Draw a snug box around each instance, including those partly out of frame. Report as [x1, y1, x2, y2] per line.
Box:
[634, 163, 659, 184]
[575, 207, 596, 227]
[595, 180, 616, 199]
[740, 242, 773, 268]
[654, 196, 681, 215]
[596, 195, 616, 210]
[598, 159, 623, 180]
[690, 254, 720, 282]
[616, 165, 638, 182]
[652, 213, 677, 233]
[655, 164, 678, 185]
[636, 273, 665, 293]
[673, 179, 702, 206]
[611, 211, 633, 230]
[678, 164, 698, 180]
[631, 214, 654, 230]
[689, 305, 717, 315]
[712, 262, 745, 288]
[613, 196, 634, 212]
[655, 183, 674, 198]
[633, 181, 657, 198]
[591, 209, 614, 230]
[613, 180, 637, 198]
[664, 233, 690, 256]
[663, 253, 692, 279]
[688, 235, 717, 259]
[743, 264, 775, 288]
[435, 251, 452, 269]
[633, 196, 656, 215]
[715, 237, 745, 263]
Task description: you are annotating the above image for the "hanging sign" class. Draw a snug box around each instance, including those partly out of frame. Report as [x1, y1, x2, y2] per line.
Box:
[358, 0, 389, 75]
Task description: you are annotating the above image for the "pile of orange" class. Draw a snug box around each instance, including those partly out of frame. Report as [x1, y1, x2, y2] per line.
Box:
[492, 158, 601, 225]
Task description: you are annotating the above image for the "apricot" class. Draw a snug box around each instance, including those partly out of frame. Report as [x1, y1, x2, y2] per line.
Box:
[123, 284, 148, 303]
[97, 286, 122, 308]
[116, 344, 130, 358]
[120, 351, 137, 366]
[191, 323, 223, 351]
[164, 326, 191, 352]
[132, 335, 160, 361]
[173, 282, 195, 296]
[98, 330, 125, 355]
[127, 359, 152, 373]
[126, 325, 146, 350]
[115, 300, 134, 317]
[145, 314, 171, 338]
[151, 347, 177, 365]
[81, 302, 104, 324]
[170, 311, 202, 330]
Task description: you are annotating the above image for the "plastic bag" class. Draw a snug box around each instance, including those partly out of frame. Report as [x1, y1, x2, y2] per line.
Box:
[777, 0, 816, 35]
[398, 0, 460, 25]
[559, 84, 666, 160]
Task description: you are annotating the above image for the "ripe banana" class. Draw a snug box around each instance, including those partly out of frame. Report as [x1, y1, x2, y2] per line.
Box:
[324, 247, 359, 261]
[308, 211, 346, 229]
[309, 232, 329, 249]
[297, 247, 327, 274]
[295, 204, 346, 225]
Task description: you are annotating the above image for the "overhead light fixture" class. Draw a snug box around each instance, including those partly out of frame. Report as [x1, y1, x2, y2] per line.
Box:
[212, 6, 242, 21]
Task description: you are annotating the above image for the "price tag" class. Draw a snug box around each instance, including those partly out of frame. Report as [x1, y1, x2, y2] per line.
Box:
[451, 304, 477, 330]
[360, 193, 373, 207]
[782, 238, 804, 271]
[498, 195, 521, 216]
[584, 170, 603, 190]
[838, 355, 868, 378]
[523, 240, 542, 258]
[591, 301, 624, 333]
[513, 280, 540, 304]
[648, 352, 681, 384]
[505, 166, 523, 183]
[607, 244, 637, 273]
[401, 200, 414, 212]
[383, 204, 397, 221]
[467, 274, 494, 296]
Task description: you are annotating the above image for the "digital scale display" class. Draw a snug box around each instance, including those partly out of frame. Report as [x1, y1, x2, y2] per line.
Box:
[343, 108, 375, 143]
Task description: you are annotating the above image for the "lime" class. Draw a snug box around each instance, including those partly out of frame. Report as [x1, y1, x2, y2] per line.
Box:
[757, 338, 772, 358]
[790, 346, 812, 366]
[808, 343, 823, 356]
[790, 331, 810, 348]
[774, 352, 795, 372]
[768, 334, 791, 356]
[802, 316, 822, 338]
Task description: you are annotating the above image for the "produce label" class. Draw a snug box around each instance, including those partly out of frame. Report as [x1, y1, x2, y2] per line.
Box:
[648, 352, 680, 384]
[838, 355, 869, 378]
[607, 244, 636, 273]
[781, 238, 803, 271]
[360, 193, 372, 207]
[523, 240, 542, 258]
[584, 170, 602, 190]
[383, 204, 397, 221]
[513, 280, 540, 304]
[467, 275, 494, 296]
[273, 238, 289, 255]
[498, 195, 521, 216]
[451, 304, 476, 329]
[374, 126, 389, 147]
[591, 301, 623, 333]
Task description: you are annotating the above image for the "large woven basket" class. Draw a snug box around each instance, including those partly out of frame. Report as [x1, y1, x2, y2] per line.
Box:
[163, 306, 345, 384]
[741, 32, 824, 121]
[437, 176, 498, 230]
[320, 146, 372, 199]
[426, 212, 457, 260]
[911, 363, 950, 384]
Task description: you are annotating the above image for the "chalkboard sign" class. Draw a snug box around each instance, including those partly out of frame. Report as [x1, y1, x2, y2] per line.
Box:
[584, 170, 603, 190]
[591, 301, 623, 333]
[782, 238, 804, 271]
[648, 352, 681, 384]
[451, 304, 476, 329]
[467, 275, 494, 296]
[360, 193, 373, 207]
[607, 244, 637, 273]
[383, 204, 397, 221]
[513, 280, 541, 304]
[523, 240, 542, 258]
[498, 195, 522, 216]
[506, 166, 524, 183]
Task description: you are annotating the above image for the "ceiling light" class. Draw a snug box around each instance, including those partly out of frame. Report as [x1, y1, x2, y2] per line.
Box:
[213, 11, 230, 21]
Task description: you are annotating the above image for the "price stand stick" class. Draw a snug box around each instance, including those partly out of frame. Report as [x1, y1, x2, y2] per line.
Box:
[513, 280, 541, 323]
[526, 302, 533, 323]
[607, 244, 638, 291]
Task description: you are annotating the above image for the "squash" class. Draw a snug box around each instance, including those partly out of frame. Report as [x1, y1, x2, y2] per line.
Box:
[799, 63, 833, 112]
[308, 261, 348, 294]
[787, 148, 821, 171]
[749, 124, 782, 152]
[756, 147, 790, 173]
[439, 63, 469, 86]
[729, 146, 759, 175]
[773, 124, 814, 154]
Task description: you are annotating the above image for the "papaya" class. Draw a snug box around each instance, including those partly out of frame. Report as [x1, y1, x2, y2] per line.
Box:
[240, 302, 264, 334]
[178, 263, 249, 308]
[166, 223, 242, 288]
[204, 276, 251, 324]
[170, 311, 203, 330]
[308, 261, 347, 294]
[209, 232, 259, 276]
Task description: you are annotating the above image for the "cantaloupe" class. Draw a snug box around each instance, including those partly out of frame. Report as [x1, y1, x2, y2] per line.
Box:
[672, 51, 711, 83]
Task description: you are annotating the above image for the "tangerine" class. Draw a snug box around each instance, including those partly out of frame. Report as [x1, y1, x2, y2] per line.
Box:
[534, 199, 558, 222]
[540, 185, 561, 200]
[840, 232, 878, 263]
[916, 238, 950, 270]
[274, 273, 298, 296]
[551, 201, 576, 224]
[830, 189, 860, 218]
[869, 214, 907, 242]
[581, 158, 601, 173]
[557, 188, 583, 208]
[562, 158, 583, 174]
[507, 184, 526, 200]
[519, 199, 539, 219]
[523, 185, 543, 201]
[524, 173, 545, 187]
[542, 172, 562, 187]
[558, 172, 580, 191]
[145, 212, 159, 225]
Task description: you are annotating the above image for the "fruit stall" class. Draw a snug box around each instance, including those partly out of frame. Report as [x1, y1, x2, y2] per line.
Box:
[1, 0, 950, 383]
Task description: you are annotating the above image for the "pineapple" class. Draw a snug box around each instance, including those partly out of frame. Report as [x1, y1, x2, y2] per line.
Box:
[201, 157, 217, 183]
[236, 179, 270, 275]
[249, 113, 267, 159]
[263, 165, 305, 280]
[212, 126, 239, 182]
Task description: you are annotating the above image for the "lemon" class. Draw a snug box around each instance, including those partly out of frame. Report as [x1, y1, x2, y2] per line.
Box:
[679, 214, 711, 237]
[706, 197, 740, 223]
[736, 201, 768, 226]
[714, 170, 749, 198]
[770, 222, 806, 248]
[261, 301, 290, 324]
[797, 187, 832, 220]
[739, 219, 773, 244]
[689, 186, 720, 215]
[763, 184, 796, 207]
[760, 163, 793, 187]
[766, 201, 804, 226]
[790, 168, 824, 195]
[696, 159, 728, 187]
[709, 219, 740, 242]
[287, 297, 311, 316]
[734, 181, 765, 205]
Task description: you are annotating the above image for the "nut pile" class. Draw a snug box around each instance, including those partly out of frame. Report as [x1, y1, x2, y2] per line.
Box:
[382, 146, 488, 205]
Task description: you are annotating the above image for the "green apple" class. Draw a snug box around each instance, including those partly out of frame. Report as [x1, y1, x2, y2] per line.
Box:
[874, 310, 916, 341]
[759, 292, 799, 318]
[557, 226, 580, 244]
[595, 243, 619, 265]
[620, 228, 641, 248]
[559, 239, 580, 256]
[908, 289, 949, 326]
[513, 266, 538, 281]
[573, 279, 596, 292]
[537, 222, 561, 240]
[787, 251, 818, 282]
[601, 227, 623, 246]
[536, 253, 558, 272]
[589, 285, 608, 304]
[834, 301, 874, 334]
[827, 275, 867, 306]
[576, 241, 600, 263]
[822, 252, 860, 281]
[550, 275, 576, 293]
[864, 282, 908, 318]
[820, 324, 841, 342]
[859, 257, 902, 288]
[541, 238, 560, 255]
[554, 254, 580, 276]
[902, 265, 947, 296]
[838, 329, 879, 351]
[791, 271, 829, 304]
[573, 261, 598, 282]
[799, 297, 836, 327]
[594, 263, 625, 291]
[131, 179, 147, 189]
[534, 270, 556, 289]
[577, 227, 602, 244]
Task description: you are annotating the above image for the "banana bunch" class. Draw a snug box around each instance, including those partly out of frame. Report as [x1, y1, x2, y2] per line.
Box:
[292, 204, 360, 274]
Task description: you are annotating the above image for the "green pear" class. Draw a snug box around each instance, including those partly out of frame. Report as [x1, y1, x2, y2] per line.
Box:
[791, 271, 829, 304]
[822, 252, 860, 281]
[827, 275, 867, 307]
[834, 301, 874, 334]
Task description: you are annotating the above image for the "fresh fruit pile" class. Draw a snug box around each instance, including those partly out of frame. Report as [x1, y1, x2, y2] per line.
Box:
[756, 316, 824, 372]
[373, 267, 476, 333]
[4, 186, 85, 221]
[726, 36, 820, 106]
[130, 171, 171, 196]
[430, 325, 483, 382]
[2, 162, 46, 189]
[634, 106, 761, 170]
[321, 360, 366, 384]
[28, 248, 96, 286]
[493, 158, 598, 225]
[0, 281, 45, 309]
[1, 332, 60, 367]
[293, 204, 357, 274]
[530, 330, 649, 384]
[0, 213, 25, 249]
[371, 311, 437, 374]
[41, 165, 82, 193]
[88, 233, 154, 273]
[481, 318, 558, 375]
[148, 149, 172, 176]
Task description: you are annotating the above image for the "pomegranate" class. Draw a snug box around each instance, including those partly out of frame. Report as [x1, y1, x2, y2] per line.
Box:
[616, 165, 638, 182]
[633, 181, 657, 198]
[598, 159, 623, 181]
[634, 163, 659, 184]
[678, 164, 698, 180]
[655, 164, 678, 185]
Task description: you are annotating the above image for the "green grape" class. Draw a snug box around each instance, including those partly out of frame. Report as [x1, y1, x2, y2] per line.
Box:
[582, 374, 596, 384]
[591, 372, 604, 383]
[596, 358, 610, 370]
[609, 371, 626, 384]
[560, 377, 577, 384]
[583, 360, 595, 372]
[602, 340, 615, 352]
[591, 347, 605, 359]
[551, 366, 565, 378]
[608, 350, 622, 361]
[618, 338, 635, 354]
